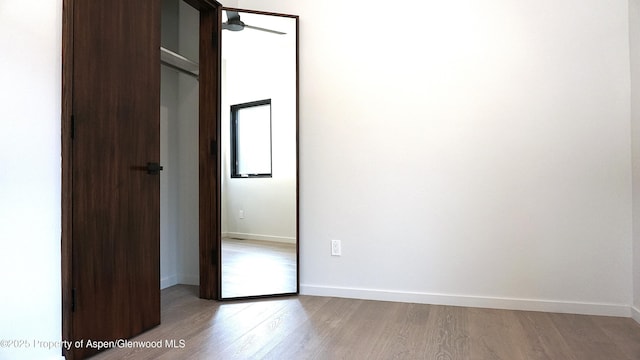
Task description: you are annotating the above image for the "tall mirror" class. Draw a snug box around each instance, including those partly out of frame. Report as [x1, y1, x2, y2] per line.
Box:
[220, 9, 298, 299]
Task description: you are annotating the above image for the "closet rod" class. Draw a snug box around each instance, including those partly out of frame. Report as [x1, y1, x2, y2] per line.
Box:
[160, 46, 199, 80]
[161, 61, 199, 80]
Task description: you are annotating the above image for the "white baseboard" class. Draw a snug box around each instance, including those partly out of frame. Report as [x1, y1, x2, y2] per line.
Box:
[223, 232, 296, 244]
[160, 275, 178, 289]
[178, 274, 199, 286]
[300, 284, 631, 317]
[162, 274, 198, 288]
[632, 305, 640, 324]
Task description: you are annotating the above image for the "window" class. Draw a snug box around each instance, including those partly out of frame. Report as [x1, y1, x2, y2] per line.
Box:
[230, 99, 272, 178]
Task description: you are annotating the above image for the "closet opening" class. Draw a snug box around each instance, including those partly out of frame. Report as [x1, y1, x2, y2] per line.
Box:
[160, 0, 201, 292]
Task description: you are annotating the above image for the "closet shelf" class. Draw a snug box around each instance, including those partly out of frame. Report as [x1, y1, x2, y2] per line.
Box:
[160, 47, 199, 78]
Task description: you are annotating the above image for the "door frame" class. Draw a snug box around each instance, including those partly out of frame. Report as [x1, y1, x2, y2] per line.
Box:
[61, 0, 221, 358]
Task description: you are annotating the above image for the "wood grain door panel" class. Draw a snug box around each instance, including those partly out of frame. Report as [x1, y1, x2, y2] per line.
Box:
[71, 0, 160, 358]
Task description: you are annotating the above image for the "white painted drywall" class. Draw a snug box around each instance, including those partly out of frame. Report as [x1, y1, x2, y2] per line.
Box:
[0, 1, 64, 359]
[631, 0, 640, 321]
[238, 0, 633, 316]
[221, 14, 297, 243]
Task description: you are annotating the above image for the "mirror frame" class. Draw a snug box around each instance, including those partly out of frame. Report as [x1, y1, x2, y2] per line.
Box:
[218, 7, 299, 300]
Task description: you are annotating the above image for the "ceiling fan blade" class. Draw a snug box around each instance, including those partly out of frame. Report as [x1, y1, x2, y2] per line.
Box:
[244, 24, 286, 35]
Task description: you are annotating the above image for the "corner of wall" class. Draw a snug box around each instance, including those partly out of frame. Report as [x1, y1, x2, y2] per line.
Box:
[632, 305, 640, 323]
[630, 0, 640, 322]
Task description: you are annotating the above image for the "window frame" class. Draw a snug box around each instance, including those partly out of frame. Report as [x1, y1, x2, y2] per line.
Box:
[230, 99, 273, 178]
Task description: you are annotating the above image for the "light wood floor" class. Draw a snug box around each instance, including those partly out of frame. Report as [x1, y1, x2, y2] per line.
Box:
[90, 285, 640, 359]
[222, 238, 296, 298]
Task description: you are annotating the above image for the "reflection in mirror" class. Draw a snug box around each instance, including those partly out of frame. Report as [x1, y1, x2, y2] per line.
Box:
[231, 99, 273, 178]
[221, 9, 298, 299]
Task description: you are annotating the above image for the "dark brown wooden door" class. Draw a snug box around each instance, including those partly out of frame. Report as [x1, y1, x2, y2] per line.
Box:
[71, 0, 160, 358]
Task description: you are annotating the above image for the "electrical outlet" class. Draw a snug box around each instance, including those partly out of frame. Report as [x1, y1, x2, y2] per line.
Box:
[331, 240, 341, 256]
[239, 210, 244, 219]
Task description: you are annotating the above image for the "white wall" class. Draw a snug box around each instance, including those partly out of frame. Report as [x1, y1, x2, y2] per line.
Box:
[631, 0, 640, 322]
[238, 0, 634, 316]
[0, 1, 64, 359]
[221, 14, 297, 243]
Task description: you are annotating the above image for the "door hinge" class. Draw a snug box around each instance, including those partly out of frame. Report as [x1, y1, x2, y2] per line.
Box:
[212, 33, 217, 49]
[211, 249, 216, 266]
[210, 140, 216, 156]
[71, 288, 76, 312]
[70, 115, 75, 139]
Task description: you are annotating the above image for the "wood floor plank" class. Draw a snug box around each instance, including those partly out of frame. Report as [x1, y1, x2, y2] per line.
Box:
[549, 313, 631, 360]
[514, 310, 578, 360]
[469, 307, 542, 360]
[261, 297, 365, 359]
[365, 302, 433, 359]
[318, 299, 405, 359]
[217, 296, 331, 359]
[423, 305, 469, 360]
[176, 298, 293, 359]
[89, 285, 640, 360]
[591, 316, 640, 360]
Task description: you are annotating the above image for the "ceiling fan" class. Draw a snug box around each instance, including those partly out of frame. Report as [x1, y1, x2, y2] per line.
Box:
[222, 10, 286, 35]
